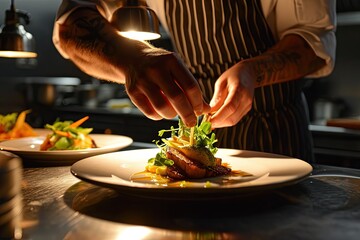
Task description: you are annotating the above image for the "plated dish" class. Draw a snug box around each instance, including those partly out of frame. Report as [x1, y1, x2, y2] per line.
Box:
[0, 128, 50, 142]
[0, 110, 37, 141]
[70, 148, 313, 200]
[0, 134, 133, 165]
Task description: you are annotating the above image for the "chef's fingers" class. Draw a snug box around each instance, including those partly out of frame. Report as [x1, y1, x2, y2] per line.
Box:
[141, 75, 179, 119]
[213, 103, 250, 129]
[210, 85, 252, 129]
[209, 77, 228, 112]
[126, 74, 178, 120]
[169, 57, 210, 116]
[127, 90, 163, 120]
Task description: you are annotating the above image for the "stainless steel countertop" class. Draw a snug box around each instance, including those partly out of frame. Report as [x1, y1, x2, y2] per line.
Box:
[17, 144, 360, 240]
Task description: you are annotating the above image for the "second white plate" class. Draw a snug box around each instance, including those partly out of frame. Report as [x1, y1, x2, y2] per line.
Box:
[0, 134, 133, 165]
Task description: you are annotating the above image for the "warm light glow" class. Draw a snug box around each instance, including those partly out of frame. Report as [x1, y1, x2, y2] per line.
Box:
[0, 50, 37, 58]
[119, 31, 161, 41]
[115, 226, 152, 240]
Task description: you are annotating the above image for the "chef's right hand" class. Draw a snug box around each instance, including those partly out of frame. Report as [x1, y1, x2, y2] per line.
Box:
[125, 47, 210, 127]
[55, 7, 209, 126]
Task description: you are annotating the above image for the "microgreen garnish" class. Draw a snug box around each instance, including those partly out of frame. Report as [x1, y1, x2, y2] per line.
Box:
[150, 115, 218, 164]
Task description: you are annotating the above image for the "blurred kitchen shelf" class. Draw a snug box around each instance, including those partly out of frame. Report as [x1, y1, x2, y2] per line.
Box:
[337, 11, 360, 26]
[310, 124, 360, 168]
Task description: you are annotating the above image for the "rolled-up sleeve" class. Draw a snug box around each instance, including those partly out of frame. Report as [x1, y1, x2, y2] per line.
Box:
[53, 0, 119, 59]
[53, 0, 102, 59]
[263, 0, 337, 78]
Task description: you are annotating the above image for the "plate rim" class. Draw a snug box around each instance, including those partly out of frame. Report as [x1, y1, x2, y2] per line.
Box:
[0, 133, 133, 164]
[70, 148, 313, 199]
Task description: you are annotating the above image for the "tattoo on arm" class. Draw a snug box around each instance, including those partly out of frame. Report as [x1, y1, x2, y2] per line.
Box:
[255, 51, 301, 85]
[63, 8, 147, 68]
[252, 37, 326, 86]
[75, 18, 104, 47]
[73, 15, 112, 56]
[62, 9, 121, 60]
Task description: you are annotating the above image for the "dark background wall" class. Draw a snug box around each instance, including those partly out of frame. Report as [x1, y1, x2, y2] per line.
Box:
[324, 19, 360, 117]
[304, 10, 360, 121]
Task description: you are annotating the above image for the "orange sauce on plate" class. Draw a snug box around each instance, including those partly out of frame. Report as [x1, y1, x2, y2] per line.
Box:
[130, 165, 254, 188]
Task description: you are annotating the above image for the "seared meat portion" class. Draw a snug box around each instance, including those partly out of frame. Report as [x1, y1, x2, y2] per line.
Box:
[207, 165, 232, 177]
[166, 147, 231, 180]
[166, 165, 187, 180]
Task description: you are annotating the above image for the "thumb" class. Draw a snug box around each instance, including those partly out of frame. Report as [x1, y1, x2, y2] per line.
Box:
[209, 89, 226, 113]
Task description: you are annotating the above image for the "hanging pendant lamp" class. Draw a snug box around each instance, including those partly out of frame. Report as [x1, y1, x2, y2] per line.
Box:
[0, 0, 37, 58]
[110, 0, 161, 41]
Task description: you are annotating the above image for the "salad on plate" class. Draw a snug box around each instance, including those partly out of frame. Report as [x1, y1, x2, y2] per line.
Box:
[0, 110, 37, 141]
[40, 116, 98, 151]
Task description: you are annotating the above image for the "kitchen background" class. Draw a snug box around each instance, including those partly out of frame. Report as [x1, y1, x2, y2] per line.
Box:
[0, 0, 360, 167]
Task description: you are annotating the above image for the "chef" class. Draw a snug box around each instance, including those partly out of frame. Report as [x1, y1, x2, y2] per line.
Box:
[53, 0, 336, 162]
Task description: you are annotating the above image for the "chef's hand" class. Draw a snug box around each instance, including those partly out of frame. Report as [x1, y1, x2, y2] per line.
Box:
[125, 47, 210, 127]
[55, 7, 209, 126]
[209, 61, 255, 129]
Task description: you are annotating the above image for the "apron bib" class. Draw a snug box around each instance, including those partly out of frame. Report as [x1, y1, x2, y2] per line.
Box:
[164, 0, 314, 162]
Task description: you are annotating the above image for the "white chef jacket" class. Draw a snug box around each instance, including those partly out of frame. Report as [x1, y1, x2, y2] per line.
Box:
[53, 0, 336, 78]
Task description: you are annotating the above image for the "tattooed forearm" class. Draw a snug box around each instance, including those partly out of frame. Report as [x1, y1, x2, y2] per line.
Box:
[74, 21, 107, 58]
[57, 7, 151, 83]
[255, 51, 302, 84]
[63, 9, 119, 60]
[246, 34, 326, 87]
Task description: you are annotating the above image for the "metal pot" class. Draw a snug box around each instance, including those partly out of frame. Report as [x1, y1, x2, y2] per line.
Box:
[76, 84, 98, 108]
[24, 77, 80, 107]
[26, 83, 57, 106]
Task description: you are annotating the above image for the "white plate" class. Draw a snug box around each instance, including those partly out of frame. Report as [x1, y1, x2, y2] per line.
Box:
[0, 134, 133, 165]
[71, 148, 313, 199]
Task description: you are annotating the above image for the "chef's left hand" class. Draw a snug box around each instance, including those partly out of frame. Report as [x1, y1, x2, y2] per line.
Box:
[209, 61, 255, 129]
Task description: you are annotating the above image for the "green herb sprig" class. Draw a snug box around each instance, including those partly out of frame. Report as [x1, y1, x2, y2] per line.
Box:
[148, 116, 218, 168]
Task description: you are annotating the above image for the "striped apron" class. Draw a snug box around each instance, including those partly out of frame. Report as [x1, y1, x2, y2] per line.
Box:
[164, 0, 314, 162]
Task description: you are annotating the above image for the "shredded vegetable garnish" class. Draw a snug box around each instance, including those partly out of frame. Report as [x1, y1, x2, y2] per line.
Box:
[40, 116, 97, 151]
[0, 110, 37, 140]
[146, 115, 218, 174]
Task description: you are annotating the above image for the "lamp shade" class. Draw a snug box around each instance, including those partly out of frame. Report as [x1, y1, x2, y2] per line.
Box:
[110, 5, 161, 41]
[0, 24, 37, 58]
[0, 1, 37, 58]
